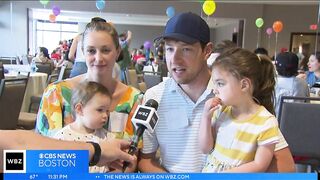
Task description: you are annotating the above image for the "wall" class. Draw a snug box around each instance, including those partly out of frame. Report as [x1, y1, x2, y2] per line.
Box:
[213, 22, 239, 45]
[262, 4, 318, 57]
[0, 1, 317, 57]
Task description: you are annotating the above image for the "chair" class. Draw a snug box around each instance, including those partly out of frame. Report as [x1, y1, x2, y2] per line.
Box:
[0, 62, 4, 79]
[143, 73, 162, 89]
[28, 64, 69, 113]
[36, 62, 52, 78]
[278, 96, 320, 172]
[0, 77, 28, 129]
[126, 69, 139, 89]
[58, 64, 72, 81]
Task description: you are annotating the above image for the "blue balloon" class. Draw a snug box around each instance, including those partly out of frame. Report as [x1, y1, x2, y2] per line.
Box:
[96, 0, 105, 11]
[166, 6, 175, 18]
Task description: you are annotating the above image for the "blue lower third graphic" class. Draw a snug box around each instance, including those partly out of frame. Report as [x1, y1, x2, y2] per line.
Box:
[4, 173, 318, 180]
[3, 150, 318, 180]
[27, 150, 88, 173]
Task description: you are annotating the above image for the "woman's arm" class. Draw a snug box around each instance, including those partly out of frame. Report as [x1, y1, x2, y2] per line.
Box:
[68, 35, 80, 62]
[35, 82, 73, 136]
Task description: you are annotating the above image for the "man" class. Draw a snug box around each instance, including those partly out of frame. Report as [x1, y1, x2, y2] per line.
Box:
[138, 12, 295, 173]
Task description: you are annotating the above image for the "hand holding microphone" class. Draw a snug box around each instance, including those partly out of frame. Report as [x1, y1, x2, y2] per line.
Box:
[122, 99, 159, 172]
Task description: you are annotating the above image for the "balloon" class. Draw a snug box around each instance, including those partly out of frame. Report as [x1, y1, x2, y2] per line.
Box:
[96, 0, 106, 11]
[39, 0, 49, 6]
[49, 14, 56, 23]
[202, 0, 216, 16]
[52, 5, 61, 16]
[273, 21, 283, 33]
[166, 6, 175, 18]
[255, 18, 264, 28]
[144, 41, 152, 49]
[266, 27, 273, 36]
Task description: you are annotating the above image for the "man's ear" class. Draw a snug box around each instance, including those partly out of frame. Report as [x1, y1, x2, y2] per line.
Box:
[204, 42, 214, 60]
[74, 103, 84, 116]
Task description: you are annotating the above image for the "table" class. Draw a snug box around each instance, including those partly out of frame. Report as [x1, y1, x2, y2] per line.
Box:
[5, 72, 48, 112]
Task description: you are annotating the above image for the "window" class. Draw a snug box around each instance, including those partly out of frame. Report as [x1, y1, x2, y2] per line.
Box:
[34, 20, 78, 55]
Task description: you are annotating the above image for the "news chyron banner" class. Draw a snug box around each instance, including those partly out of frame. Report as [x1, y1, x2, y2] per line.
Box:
[3, 150, 87, 179]
[2, 150, 318, 180]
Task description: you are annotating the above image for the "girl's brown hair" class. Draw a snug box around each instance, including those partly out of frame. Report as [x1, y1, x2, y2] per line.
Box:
[71, 81, 111, 118]
[213, 47, 276, 115]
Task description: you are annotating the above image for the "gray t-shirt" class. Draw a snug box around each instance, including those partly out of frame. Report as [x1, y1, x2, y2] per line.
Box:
[275, 76, 309, 116]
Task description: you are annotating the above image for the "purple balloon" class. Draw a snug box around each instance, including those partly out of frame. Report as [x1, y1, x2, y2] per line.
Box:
[144, 41, 152, 49]
[52, 5, 61, 16]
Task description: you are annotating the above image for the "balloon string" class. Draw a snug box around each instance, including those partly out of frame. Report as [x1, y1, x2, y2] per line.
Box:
[275, 32, 278, 60]
[257, 28, 261, 48]
[315, 1, 320, 54]
[10, 1, 12, 34]
[268, 35, 271, 54]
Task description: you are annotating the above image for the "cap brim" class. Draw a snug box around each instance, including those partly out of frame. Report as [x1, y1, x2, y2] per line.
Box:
[154, 33, 198, 44]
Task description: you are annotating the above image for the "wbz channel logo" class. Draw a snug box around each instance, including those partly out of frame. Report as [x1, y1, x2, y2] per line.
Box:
[3, 150, 26, 173]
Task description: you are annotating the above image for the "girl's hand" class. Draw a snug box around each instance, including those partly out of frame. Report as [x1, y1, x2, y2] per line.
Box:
[203, 97, 221, 120]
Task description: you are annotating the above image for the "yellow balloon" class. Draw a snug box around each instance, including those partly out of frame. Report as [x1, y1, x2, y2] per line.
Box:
[202, 0, 216, 16]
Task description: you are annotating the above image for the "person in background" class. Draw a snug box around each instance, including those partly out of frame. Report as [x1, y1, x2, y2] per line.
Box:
[274, 52, 309, 116]
[134, 49, 146, 74]
[35, 21, 142, 169]
[51, 48, 61, 61]
[0, 130, 136, 173]
[298, 52, 320, 87]
[200, 48, 279, 172]
[138, 12, 295, 173]
[33, 47, 51, 63]
[32, 46, 55, 70]
[117, 30, 133, 83]
[254, 47, 269, 56]
[68, 33, 86, 77]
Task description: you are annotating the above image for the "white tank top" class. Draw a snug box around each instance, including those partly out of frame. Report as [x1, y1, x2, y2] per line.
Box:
[75, 39, 85, 62]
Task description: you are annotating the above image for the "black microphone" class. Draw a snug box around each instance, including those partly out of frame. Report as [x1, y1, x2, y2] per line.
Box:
[122, 99, 159, 172]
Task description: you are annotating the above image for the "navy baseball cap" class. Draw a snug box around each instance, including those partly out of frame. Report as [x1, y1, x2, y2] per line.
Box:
[275, 52, 299, 71]
[155, 12, 210, 44]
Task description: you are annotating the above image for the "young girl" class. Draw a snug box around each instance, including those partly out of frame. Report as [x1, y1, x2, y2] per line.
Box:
[53, 81, 113, 173]
[199, 48, 279, 172]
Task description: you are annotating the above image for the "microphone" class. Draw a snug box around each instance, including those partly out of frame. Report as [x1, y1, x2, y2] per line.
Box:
[122, 99, 159, 172]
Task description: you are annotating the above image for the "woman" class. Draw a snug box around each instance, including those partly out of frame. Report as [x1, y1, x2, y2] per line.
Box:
[35, 22, 141, 171]
[298, 51, 320, 87]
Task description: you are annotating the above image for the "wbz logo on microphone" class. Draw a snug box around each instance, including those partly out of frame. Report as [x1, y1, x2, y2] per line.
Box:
[3, 150, 26, 173]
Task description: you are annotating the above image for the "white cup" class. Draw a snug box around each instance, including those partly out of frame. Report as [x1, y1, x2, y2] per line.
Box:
[108, 112, 128, 133]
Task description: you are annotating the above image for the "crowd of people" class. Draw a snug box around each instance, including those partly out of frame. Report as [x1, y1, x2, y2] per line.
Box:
[4, 11, 320, 174]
